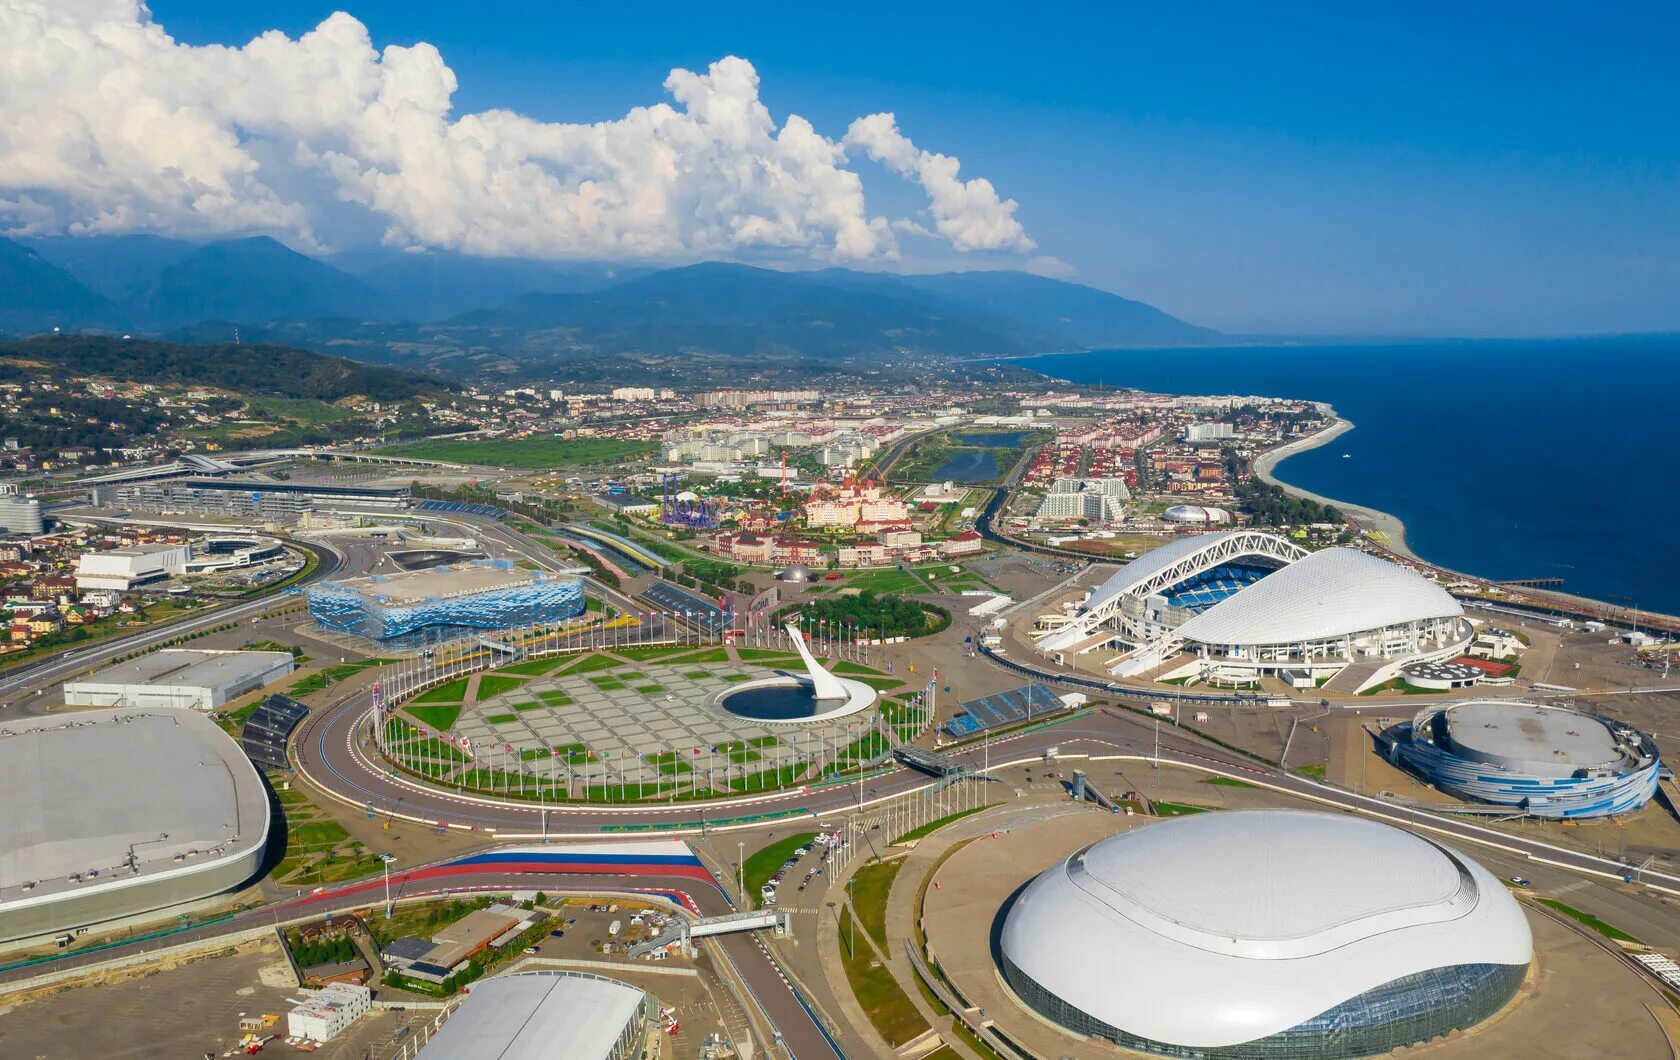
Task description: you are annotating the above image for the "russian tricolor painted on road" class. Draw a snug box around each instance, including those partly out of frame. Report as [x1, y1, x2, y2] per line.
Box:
[449, 839, 710, 881]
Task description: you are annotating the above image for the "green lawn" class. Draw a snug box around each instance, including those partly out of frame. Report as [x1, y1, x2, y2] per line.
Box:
[378, 436, 659, 468]
[561, 653, 623, 675]
[537, 691, 575, 705]
[291, 820, 351, 849]
[1203, 776, 1257, 789]
[483, 713, 518, 725]
[414, 678, 471, 704]
[497, 656, 574, 676]
[1537, 899, 1641, 943]
[1154, 801, 1212, 816]
[611, 644, 697, 661]
[405, 704, 463, 731]
[834, 568, 925, 595]
[511, 701, 548, 712]
[744, 832, 818, 908]
[670, 646, 729, 664]
[849, 857, 904, 948]
[475, 674, 529, 699]
[832, 660, 888, 676]
[837, 906, 929, 1046]
[736, 648, 802, 661]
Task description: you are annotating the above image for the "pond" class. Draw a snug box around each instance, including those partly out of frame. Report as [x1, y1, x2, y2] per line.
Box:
[933, 449, 1001, 482]
[955, 431, 1024, 447]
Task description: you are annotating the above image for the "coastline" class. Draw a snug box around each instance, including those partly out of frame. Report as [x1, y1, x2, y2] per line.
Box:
[1252, 418, 1418, 561]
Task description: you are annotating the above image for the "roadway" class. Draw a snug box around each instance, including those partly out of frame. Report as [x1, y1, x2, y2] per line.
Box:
[0, 539, 342, 718]
[0, 862, 841, 1060]
[292, 667, 1680, 895]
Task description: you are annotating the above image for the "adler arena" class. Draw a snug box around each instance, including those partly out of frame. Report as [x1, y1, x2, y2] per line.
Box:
[1035, 531, 1470, 692]
[1000, 810, 1532, 1059]
[0, 709, 270, 944]
[1387, 700, 1662, 819]
[306, 559, 584, 641]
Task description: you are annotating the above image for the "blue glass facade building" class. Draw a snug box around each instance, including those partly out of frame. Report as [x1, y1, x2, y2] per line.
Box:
[1389, 701, 1660, 819]
[306, 564, 584, 641]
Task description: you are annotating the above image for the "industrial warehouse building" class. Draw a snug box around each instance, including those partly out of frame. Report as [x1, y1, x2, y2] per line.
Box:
[999, 810, 1532, 1059]
[0, 708, 270, 944]
[63, 648, 296, 711]
[415, 970, 655, 1060]
[1034, 531, 1470, 692]
[73, 541, 193, 591]
[1385, 700, 1661, 819]
[305, 559, 584, 641]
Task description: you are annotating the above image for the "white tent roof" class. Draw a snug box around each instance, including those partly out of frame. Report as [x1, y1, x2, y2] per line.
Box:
[1176, 546, 1460, 646]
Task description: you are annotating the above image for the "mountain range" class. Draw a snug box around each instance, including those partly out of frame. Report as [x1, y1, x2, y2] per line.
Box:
[0, 233, 1219, 381]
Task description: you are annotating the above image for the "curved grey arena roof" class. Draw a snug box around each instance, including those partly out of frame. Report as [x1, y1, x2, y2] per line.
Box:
[999, 810, 1531, 1050]
[0, 709, 269, 909]
[1176, 546, 1461, 646]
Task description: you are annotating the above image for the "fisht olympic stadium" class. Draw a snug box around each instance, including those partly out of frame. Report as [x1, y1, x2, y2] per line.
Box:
[306, 559, 584, 641]
[1034, 531, 1469, 693]
[1000, 810, 1532, 1059]
[0, 709, 270, 944]
[1385, 700, 1662, 819]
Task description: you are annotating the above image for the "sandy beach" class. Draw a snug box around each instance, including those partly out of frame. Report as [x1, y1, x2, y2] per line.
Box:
[1252, 418, 1419, 561]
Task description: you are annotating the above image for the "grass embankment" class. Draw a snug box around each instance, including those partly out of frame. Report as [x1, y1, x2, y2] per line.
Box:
[284, 656, 395, 699]
[892, 806, 989, 845]
[1152, 801, 1212, 816]
[743, 832, 817, 908]
[849, 857, 903, 947]
[1203, 776, 1257, 789]
[1537, 899, 1641, 943]
[270, 781, 385, 885]
[378, 436, 658, 468]
[837, 905, 930, 1047]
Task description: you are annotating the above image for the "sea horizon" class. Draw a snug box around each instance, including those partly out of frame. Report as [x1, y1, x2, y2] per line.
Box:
[1010, 336, 1680, 617]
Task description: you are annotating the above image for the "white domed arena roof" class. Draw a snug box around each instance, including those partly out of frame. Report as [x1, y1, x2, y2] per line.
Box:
[1176, 547, 1461, 646]
[999, 809, 1530, 1051]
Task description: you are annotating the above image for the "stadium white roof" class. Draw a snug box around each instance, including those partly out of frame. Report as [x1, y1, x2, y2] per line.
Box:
[1001, 810, 1531, 1049]
[0, 709, 268, 904]
[1176, 546, 1461, 646]
[416, 971, 645, 1060]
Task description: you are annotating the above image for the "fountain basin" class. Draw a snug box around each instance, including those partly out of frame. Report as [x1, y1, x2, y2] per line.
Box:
[714, 674, 877, 724]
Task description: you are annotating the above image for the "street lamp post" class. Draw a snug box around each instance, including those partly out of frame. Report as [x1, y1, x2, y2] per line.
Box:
[738, 840, 745, 907]
[380, 854, 396, 919]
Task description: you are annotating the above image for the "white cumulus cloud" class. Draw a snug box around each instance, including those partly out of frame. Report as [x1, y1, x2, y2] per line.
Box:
[0, 0, 1033, 264]
[845, 113, 1035, 253]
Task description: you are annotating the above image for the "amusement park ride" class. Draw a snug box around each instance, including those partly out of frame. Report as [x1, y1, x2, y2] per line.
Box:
[660, 473, 720, 529]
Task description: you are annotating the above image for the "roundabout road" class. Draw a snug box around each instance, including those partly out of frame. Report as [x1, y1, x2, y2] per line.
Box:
[295, 678, 1680, 896]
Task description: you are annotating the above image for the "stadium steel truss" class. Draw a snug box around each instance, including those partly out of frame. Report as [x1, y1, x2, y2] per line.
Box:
[1038, 530, 1309, 654]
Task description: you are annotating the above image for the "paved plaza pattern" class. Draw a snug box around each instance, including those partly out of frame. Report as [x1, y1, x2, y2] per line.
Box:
[392, 647, 913, 793]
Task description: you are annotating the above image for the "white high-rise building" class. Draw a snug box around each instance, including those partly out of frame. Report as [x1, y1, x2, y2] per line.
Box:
[0, 484, 44, 536]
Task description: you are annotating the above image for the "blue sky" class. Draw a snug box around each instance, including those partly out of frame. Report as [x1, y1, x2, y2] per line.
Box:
[49, 3, 1680, 334]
